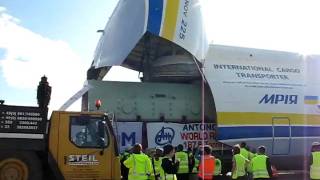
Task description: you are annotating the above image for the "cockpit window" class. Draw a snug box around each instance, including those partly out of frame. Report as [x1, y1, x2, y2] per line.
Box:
[70, 116, 109, 148]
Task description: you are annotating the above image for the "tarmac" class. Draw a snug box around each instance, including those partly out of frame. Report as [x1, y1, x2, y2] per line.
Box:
[189, 170, 310, 179]
[275, 170, 309, 180]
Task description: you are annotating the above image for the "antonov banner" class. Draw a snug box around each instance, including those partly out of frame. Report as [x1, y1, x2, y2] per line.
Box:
[147, 122, 216, 149]
[92, 0, 208, 68]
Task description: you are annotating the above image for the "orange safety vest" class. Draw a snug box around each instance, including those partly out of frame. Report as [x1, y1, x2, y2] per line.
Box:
[198, 155, 215, 180]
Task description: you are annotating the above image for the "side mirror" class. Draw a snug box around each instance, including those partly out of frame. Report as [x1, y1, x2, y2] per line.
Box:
[98, 120, 106, 149]
[104, 113, 114, 122]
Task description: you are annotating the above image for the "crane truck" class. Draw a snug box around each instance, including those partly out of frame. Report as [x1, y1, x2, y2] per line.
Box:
[0, 77, 121, 180]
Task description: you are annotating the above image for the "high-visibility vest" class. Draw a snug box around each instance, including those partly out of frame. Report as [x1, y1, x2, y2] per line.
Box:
[251, 155, 270, 179]
[232, 154, 247, 179]
[124, 153, 152, 180]
[198, 155, 215, 180]
[310, 152, 320, 180]
[240, 148, 250, 160]
[214, 158, 221, 176]
[160, 157, 177, 180]
[175, 151, 189, 174]
[150, 157, 162, 180]
[192, 158, 200, 173]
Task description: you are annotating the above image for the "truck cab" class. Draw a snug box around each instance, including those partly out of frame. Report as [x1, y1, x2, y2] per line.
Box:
[0, 104, 120, 180]
[49, 111, 120, 180]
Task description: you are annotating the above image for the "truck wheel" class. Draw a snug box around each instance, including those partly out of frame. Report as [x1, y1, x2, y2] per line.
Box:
[0, 151, 42, 180]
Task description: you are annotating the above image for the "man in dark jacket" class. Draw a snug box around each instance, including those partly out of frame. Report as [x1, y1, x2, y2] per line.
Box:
[120, 146, 131, 180]
[161, 144, 180, 180]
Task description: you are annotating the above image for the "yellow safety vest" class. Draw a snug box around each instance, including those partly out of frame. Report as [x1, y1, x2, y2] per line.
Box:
[240, 148, 250, 160]
[175, 151, 189, 174]
[251, 155, 270, 179]
[150, 157, 162, 180]
[247, 153, 257, 173]
[214, 158, 221, 176]
[124, 153, 152, 180]
[310, 152, 320, 180]
[232, 154, 247, 179]
[160, 157, 177, 180]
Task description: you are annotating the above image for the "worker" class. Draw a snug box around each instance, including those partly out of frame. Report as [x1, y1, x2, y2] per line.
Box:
[145, 148, 155, 158]
[247, 147, 257, 180]
[37, 75, 51, 119]
[250, 146, 272, 180]
[75, 129, 86, 146]
[121, 145, 132, 160]
[240, 142, 250, 160]
[187, 147, 195, 173]
[191, 147, 199, 173]
[120, 145, 132, 180]
[231, 145, 249, 180]
[310, 142, 320, 180]
[150, 147, 163, 180]
[249, 148, 257, 160]
[192, 147, 200, 174]
[161, 144, 179, 180]
[198, 145, 215, 180]
[175, 144, 189, 180]
[214, 157, 221, 177]
[124, 144, 152, 180]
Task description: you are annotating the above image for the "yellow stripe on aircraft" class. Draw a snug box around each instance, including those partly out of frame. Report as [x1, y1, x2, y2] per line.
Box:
[161, 0, 180, 40]
[217, 112, 320, 126]
[304, 100, 319, 105]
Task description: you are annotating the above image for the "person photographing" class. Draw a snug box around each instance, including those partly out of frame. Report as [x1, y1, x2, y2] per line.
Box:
[161, 144, 179, 180]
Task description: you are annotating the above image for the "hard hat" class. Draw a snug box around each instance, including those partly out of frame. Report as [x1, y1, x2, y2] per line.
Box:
[155, 146, 163, 151]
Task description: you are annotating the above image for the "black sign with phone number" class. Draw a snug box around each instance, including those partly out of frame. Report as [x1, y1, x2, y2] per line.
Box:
[0, 105, 46, 134]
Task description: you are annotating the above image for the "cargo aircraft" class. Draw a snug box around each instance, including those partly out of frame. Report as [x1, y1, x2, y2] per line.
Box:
[62, 0, 320, 170]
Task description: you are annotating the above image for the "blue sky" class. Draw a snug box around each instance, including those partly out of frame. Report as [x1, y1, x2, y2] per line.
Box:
[1, 0, 118, 59]
[0, 0, 118, 108]
[1, 0, 320, 110]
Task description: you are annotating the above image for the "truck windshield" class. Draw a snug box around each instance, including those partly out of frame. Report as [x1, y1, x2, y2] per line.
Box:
[70, 116, 109, 148]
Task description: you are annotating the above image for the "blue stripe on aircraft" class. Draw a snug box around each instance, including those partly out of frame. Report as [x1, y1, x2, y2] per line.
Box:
[291, 126, 320, 137]
[147, 0, 163, 35]
[217, 126, 320, 140]
[304, 96, 318, 100]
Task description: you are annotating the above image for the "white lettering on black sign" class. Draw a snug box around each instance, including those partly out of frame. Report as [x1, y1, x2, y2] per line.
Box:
[0, 105, 45, 134]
